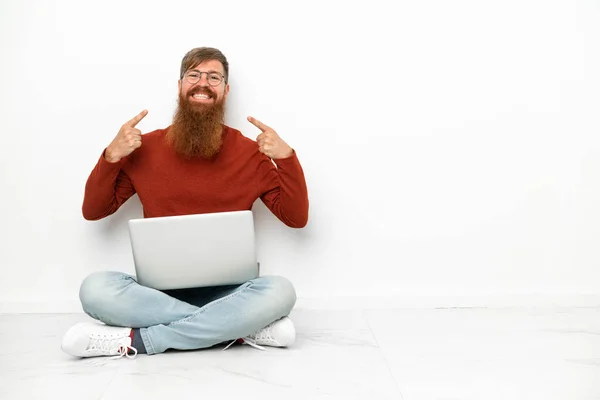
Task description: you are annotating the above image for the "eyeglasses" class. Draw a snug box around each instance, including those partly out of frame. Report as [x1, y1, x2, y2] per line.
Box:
[183, 70, 225, 86]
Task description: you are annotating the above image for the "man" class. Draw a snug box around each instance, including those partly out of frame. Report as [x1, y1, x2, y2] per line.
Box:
[61, 47, 309, 359]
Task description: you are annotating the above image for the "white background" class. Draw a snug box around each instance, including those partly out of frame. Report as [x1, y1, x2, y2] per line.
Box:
[1, 0, 599, 312]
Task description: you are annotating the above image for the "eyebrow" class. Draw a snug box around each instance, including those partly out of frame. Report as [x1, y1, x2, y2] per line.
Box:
[189, 69, 222, 75]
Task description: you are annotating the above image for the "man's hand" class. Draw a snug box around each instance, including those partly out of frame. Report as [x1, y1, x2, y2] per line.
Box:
[104, 110, 148, 163]
[248, 116, 293, 159]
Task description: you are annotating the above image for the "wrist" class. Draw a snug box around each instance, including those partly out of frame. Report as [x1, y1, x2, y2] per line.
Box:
[282, 147, 294, 158]
[104, 148, 120, 163]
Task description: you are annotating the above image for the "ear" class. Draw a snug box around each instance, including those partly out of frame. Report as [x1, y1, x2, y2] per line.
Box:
[178, 79, 182, 93]
[223, 83, 230, 99]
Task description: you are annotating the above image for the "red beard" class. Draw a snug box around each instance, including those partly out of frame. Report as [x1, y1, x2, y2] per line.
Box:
[166, 90, 226, 159]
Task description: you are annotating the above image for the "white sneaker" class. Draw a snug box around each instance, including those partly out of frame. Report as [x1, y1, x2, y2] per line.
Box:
[224, 316, 296, 351]
[61, 322, 137, 359]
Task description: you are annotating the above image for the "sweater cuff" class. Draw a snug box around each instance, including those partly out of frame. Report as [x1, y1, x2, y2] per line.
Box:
[97, 148, 123, 172]
[273, 149, 300, 168]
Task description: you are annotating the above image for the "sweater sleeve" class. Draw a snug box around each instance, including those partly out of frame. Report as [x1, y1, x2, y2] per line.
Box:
[81, 150, 137, 220]
[257, 150, 309, 228]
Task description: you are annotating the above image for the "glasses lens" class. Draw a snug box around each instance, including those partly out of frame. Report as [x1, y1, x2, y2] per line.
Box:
[208, 73, 222, 86]
[185, 72, 199, 84]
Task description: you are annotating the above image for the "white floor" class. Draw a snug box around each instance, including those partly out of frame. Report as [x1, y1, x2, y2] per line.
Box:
[1, 307, 599, 400]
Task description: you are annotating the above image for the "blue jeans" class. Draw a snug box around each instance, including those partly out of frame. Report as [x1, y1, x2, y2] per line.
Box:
[78, 271, 296, 355]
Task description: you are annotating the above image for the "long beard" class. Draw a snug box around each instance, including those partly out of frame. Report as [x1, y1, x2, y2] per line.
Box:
[166, 92, 226, 159]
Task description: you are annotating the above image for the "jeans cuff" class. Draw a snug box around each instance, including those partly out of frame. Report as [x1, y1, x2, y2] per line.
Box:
[140, 328, 156, 355]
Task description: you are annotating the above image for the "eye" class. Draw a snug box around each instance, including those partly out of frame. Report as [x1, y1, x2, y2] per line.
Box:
[209, 74, 221, 82]
[188, 72, 200, 79]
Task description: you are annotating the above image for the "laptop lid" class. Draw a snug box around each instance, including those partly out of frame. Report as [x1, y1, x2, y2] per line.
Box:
[128, 210, 258, 290]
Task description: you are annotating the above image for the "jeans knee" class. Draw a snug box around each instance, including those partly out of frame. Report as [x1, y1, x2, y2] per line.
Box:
[260, 275, 297, 315]
[79, 271, 132, 315]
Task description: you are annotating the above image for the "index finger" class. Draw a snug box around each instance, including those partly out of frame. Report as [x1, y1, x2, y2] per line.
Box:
[247, 116, 271, 132]
[126, 109, 148, 127]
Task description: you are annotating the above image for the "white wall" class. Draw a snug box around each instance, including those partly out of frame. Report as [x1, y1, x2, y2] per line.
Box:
[1, 0, 600, 312]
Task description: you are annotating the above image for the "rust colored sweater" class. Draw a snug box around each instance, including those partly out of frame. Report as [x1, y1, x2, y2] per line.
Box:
[82, 125, 309, 228]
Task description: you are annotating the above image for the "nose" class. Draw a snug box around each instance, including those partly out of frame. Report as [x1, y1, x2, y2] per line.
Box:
[196, 73, 210, 88]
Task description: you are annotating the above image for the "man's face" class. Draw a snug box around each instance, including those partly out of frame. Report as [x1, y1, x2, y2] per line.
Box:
[178, 59, 230, 107]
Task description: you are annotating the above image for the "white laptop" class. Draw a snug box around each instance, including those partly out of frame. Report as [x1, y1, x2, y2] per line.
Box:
[128, 210, 259, 290]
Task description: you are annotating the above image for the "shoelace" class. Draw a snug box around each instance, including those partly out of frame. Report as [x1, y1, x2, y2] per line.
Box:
[222, 324, 276, 352]
[108, 345, 138, 360]
[88, 345, 137, 366]
[249, 325, 275, 343]
[222, 338, 266, 351]
[88, 335, 137, 356]
[86, 336, 138, 366]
